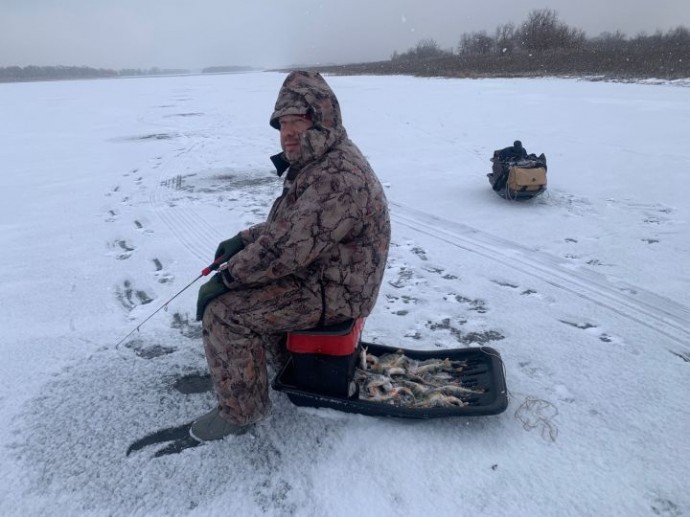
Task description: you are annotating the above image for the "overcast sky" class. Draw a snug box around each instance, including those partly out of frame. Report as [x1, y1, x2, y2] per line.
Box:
[1, 0, 688, 70]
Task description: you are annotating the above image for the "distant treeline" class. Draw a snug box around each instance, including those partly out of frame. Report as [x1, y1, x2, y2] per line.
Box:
[201, 65, 256, 74]
[0, 65, 117, 82]
[0, 65, 193, 83]
[0, 65, 257, 83]
[313, 9, 690, 80]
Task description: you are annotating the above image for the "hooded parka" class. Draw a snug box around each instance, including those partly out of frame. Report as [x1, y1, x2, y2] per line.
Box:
[201, 71, 390, 425]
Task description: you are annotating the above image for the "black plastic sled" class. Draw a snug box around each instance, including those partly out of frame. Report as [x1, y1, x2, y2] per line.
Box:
[488, 140, 547, 201]
[272, 342, 508, 419]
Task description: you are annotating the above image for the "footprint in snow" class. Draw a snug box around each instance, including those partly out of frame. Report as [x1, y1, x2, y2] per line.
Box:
[559, 320, 627, 349]
[396, 241, 429, 262]
[124, 338, 175, 359]
[609, 199, 675, 226]
[387, 266, 416, 289]
[114, 280, 154, 311]
[109, 239, 136, 260]
[105, 185, 120, 198]
[137, 132, 178, 141]
[586, 258, 611, 266]
[443, 293, 488, 313]
[171, 372, 212, 394]
[492, 280, 519, 289]
[170, 312, 202, 339]
[422, 265, 460, 281]
[649, 495, 682, 517]
[134, 219, 154, 235]
[492, 279, 541, 298]
[152, 258, 174, 284]
[165, 112, 204, 118]
[105, 209, 118, 222]
[426, 317, 504, 346]
[410, 246, 428, 261]
[597, 332, 627, 347]
[564, 256, 612, 267]
[384, 293, 420, 316]
[559, 320, 597, 330]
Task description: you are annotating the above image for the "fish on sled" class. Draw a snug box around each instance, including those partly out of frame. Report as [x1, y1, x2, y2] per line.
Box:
[271, 318, 508, 419]
[487, 140, 547, 201]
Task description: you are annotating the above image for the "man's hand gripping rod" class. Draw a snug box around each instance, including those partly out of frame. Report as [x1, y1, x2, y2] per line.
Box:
[114, 256, 225, 348]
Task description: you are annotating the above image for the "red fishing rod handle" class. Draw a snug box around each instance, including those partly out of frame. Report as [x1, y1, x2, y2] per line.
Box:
[201, 256, 225, 277]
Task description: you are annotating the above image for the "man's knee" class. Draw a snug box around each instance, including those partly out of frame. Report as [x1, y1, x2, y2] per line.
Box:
[203, 294, 260, 345]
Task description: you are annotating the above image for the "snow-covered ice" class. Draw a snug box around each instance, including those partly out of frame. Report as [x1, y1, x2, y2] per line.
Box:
[0, 72, 688, 516]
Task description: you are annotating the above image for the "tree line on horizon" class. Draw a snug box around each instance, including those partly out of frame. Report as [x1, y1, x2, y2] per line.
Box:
[393, 9, 688, 60]
[0, 65, 257, 83]
[301, 9, 687, 80]
[0, 65, 192, 83]
[382, 9, 689, 79]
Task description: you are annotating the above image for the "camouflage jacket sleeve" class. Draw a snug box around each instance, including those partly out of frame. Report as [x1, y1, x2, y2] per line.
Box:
[227, 162, 364, 285]
[240, 222, 266, 245]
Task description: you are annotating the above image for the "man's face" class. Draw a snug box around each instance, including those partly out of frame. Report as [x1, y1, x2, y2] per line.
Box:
[279, 114, 313, 162]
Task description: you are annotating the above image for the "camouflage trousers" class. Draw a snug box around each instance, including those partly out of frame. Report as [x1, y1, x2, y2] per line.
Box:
[201, 276, 324, 426]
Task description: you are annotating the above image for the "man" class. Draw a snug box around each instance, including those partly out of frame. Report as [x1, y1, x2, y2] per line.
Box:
[191, 71, 391, 441]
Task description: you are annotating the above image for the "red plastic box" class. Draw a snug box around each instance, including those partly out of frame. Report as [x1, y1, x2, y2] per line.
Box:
[287, 318, 364, 355]
[285, 318, 364, 397]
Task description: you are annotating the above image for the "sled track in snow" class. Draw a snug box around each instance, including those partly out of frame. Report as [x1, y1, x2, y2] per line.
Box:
[391, 202, 690, 352]
[148, 134, 222, 264]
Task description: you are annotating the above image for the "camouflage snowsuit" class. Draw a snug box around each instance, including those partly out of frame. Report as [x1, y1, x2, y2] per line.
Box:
[202, 71, 391, 425]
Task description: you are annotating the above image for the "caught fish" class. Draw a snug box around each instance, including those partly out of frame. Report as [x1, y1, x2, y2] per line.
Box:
[360, 373, 394, 398]
[354, 350, 482, 409]
[360, 346, 368, 370]
[413, 358, 451, 376]
[412, 358, 466, 376]
[358, 376, 416, 405]
[390, 386, 416, 405]
[397, 379, 431, 398]
[432, 385, 485, 397]
[377, 350, 410, 369]
[368, 363, 407, 376]
[364, 353, 379, 368]
[414, 392, 466, 408]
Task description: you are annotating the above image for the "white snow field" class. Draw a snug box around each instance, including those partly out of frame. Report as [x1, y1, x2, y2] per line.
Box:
[0, 72, 688, 516]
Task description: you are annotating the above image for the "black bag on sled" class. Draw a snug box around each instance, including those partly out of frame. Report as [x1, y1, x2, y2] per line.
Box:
[488, 140, 547, 200]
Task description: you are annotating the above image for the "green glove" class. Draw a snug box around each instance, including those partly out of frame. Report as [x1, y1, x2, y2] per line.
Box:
[196, 274, 230, 321]
[214, 233, 244, 263]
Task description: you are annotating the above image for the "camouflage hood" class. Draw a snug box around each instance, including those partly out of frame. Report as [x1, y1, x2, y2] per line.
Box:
[270, 71, 346, 167]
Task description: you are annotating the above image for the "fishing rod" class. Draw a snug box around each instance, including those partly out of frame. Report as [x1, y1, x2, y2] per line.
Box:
[114, 256, 225, 348]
